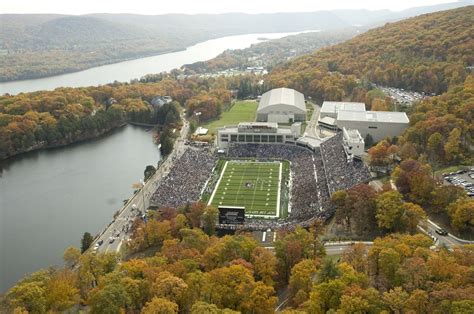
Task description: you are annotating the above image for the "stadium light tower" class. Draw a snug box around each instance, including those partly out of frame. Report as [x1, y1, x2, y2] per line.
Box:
[195, 111, 202, 125]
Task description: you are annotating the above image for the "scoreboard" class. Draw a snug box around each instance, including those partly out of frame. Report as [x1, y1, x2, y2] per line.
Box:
[218, 206, 245, 225]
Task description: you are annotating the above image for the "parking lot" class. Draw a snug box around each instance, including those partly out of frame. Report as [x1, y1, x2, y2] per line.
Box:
[443, 168, 474, 197]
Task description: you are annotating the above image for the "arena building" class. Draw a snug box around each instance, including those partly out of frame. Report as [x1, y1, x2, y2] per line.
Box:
[217, 122, 301, 149]
[320, 101, 366, 119]
[257, 88, 306, 123]
[336, 110, 409, 142]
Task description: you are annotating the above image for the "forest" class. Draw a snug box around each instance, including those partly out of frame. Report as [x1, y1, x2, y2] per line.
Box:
[3, 201, 473, 313]
[267, 6, 473, 167]
[267, 6, 473, 95]
[0, 75, 260, 160]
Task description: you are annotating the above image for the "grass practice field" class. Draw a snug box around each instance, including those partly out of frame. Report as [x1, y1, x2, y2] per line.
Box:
[209, 161, 282, 218]
[202, 101, 257, 135]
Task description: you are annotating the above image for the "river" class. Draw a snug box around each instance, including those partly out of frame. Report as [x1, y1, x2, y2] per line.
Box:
[0, 30, 317, 292]
[0, 31, 317, 95]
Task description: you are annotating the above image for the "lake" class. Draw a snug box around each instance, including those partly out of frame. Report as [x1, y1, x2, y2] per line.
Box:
[0, 126, 161, 292]
[0, 31, 317, 95]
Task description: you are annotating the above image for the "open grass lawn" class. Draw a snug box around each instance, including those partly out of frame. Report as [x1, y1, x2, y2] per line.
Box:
[209, 161, 282, 217]
[202, 101, 258, 135]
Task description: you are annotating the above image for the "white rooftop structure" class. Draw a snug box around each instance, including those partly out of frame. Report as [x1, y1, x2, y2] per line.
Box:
[320, 101, 366, 119]
[342, 128, 365, 158]
[257, 88, 306, 123]
[337, 110, 409, 124]
[336, 110, 409, 142]
[194, 127, 208, 136]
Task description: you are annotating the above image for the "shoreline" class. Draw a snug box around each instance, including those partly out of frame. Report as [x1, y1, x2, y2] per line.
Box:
[0, 122, 128, 164]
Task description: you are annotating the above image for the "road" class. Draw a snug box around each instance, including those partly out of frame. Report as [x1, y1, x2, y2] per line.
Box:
[92, 115, 190, 254]
[369, 180, 473, 249]
[304, 103, 321, 138]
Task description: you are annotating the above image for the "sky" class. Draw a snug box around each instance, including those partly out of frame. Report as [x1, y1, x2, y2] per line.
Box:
[0, 0, 460, 15]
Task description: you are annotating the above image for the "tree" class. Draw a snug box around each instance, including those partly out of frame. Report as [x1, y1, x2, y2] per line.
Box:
[244, 281, 278, 314]
[251, 247, 277, 286]
[201, 265, 256, 310]
[427, 132, 444, 164]
[376, 191, 405, 232]
[444, 128, 461, 163]
[318, 258, 341, 283]
[45, 270, 80, 311]
[202, 206, 218, 236]
[288, 259, 318, 305]
[448, 198, 474, 233]
[151, 271, 188, 306]
[342, 243, 367, 273]
[401, 202, 427, 234]
[364, 134, 374, 149]
[404, 289, 428, 313]
[191, 301, 221, 314]
[368, 140, 391, 167]
[88, 282, 131, 314]
[144, 165, 156, 181]
[383, 287, 409, 314]
[431, 185, 466, 214]
[7, 281, 47, 313]
[142, 297, 178, 314]
[81, 232, 94, 253]
[63, 246, 81, 268]
[275, 227, 314, 282]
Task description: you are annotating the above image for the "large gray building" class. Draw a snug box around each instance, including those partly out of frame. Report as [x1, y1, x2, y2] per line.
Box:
[336, 110, 410, 142]
[257, 88, 306, 123]
[320, 101, 366, 119]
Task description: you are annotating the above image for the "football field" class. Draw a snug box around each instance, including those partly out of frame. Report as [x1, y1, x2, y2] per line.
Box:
[208, 161, 282, 217]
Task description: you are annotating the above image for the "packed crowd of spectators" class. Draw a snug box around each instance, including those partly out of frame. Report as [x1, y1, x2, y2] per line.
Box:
[149, 135, 371, 230]
[227, 143, 332, 225]
[150, 148, 217, 208]
[320, 133, 372, 195]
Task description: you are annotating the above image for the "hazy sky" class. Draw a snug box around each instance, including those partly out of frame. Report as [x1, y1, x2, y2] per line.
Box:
[1, 0, 460, 15]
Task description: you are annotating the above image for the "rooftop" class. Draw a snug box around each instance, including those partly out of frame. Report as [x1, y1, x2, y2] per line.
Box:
[321, 101, 366, 113]
[337, 110, 410, 124]
[343, 127, 364, 141]
[238, 122, 278, 128]
[258, 88, 305, 112]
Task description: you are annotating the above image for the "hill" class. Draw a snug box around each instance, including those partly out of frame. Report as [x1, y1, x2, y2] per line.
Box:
[268, 5, 474, 96]
[0, 1, 471, 82]
[267, 6, 473, 167]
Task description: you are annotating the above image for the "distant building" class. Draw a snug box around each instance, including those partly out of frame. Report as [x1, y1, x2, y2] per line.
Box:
[320, 101, 366, 119]
[194, 127, 208, 136]
[257, 88, 306, 123]
[217, 122, 302, 149]
[151, 95, 172, 107]
[342, 128, 365, 159]
[336, 110, 409, 142]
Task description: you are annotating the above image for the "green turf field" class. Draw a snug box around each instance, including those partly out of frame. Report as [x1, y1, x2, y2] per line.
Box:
[202, 101, 257, 135]
[209, 161, 282, 217]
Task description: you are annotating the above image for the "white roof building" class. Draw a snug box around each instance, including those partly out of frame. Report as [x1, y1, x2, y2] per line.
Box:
[336, 110, 409, 142]
[320, 101, 366, 119]
[257, 88, 306, 123]
[217, 122, 302, 149]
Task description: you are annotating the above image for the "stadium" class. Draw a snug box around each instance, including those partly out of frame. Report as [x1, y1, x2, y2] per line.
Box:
[149, 88, 374, 230]
[149, 133, 372, 231]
